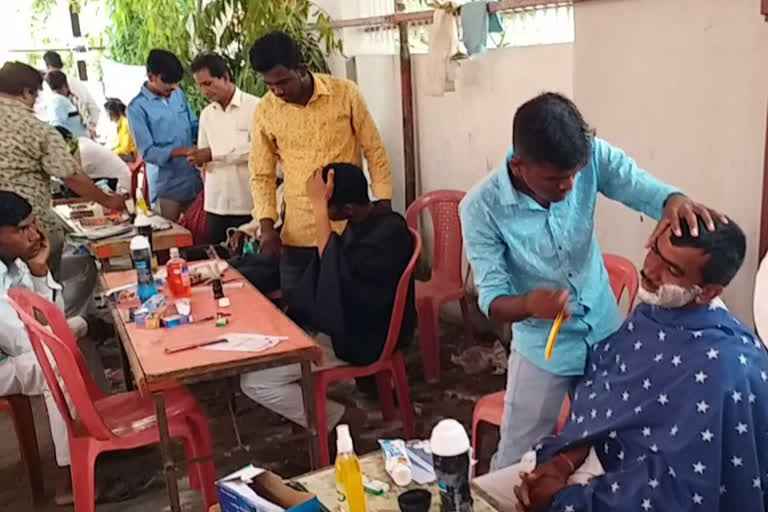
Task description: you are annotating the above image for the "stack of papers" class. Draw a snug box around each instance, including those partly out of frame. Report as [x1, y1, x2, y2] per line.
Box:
[70, 225, 135, 241]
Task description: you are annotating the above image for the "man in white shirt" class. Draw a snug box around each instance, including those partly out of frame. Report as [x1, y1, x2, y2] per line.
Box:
[0, 191, 95, 503]
[43, 51, 101, 133]
[188, 53, 260, 244]
[54, 126, 132, 192]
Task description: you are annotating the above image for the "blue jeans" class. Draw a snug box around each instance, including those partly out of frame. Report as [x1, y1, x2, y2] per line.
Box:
[491, 349, 577, 471]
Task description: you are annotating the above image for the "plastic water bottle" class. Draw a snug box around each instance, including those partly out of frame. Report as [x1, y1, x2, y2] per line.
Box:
[166, 247, 191, 298]
[134, 211, 157, 270]
[130, 235, 157, 302]
[431, 419, 473, 512]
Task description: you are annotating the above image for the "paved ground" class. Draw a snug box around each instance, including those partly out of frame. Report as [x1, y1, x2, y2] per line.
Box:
[0, 323, 508, 512]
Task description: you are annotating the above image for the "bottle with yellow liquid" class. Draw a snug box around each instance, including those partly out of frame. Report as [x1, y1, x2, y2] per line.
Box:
[335, 424, 367, 512]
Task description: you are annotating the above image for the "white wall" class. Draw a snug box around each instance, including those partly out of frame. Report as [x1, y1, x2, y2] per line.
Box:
[350, 44, 573, 226]
[355, 56, 407, 214]
[411, 43, 574, 193]
[574, 0, 768, 323]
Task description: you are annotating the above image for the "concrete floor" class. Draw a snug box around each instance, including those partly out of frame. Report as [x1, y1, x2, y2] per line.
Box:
[0, 324, 506, 512]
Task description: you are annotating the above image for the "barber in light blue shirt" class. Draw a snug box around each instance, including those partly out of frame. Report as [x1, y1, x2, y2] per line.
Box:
[128, 49, 202, 221]
[459, 92, 725, 471]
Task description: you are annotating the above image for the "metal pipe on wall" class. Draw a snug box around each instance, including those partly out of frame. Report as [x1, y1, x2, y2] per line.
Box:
[331, 0, 582, 30]
[398, 14, 417, 207]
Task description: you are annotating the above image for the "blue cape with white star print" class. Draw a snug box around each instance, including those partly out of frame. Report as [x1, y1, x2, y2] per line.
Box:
[537, 302, 768, 511]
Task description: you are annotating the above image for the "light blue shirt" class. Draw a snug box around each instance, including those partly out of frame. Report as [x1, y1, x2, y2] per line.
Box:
[127, 84, 202, 203]
[47, 94, 89, 138]
[459, 137, 681, 376]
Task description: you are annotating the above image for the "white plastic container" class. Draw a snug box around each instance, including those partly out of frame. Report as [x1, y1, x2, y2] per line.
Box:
[378, 439, 413, 486]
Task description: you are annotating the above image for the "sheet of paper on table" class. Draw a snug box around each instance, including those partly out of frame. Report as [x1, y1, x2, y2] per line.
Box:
[202, 333, 289, 353]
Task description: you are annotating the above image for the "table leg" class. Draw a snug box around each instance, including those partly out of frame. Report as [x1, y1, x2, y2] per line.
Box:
[300, 360, 319, 469]
[154, 392, 181, 512]
[120, 342, 135, 391]
[225, 377, 251, 455]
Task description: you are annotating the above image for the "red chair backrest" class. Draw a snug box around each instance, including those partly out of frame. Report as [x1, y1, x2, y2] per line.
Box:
[406, 190, 465, 285]
[604, 253, 639, 311]
[378, 228, 422, 362]
[7, 289, 113, 441]
[129, 155, 149, 202]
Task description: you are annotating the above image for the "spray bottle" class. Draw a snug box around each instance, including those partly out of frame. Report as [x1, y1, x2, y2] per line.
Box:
[335, 424, 367, 512]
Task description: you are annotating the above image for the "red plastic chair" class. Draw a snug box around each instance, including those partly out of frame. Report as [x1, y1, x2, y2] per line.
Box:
[7, 289, 218, 512]
[470, 254, 639, 473]
[0, 396, 44, 503]
[406, 190, 474, 383]
[129, 155, 150, 202]
[313, 228, 422, 466]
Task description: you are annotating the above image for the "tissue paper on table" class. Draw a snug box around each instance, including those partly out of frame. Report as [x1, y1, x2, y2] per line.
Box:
[201, 333, 288, 353]
[405, 441, 437, 484]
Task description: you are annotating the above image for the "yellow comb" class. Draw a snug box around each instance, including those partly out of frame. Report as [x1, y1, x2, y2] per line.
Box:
[545, 312, 566, 360]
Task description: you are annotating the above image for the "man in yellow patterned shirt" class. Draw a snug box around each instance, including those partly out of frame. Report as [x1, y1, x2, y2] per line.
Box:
[248, 31, 394, 310]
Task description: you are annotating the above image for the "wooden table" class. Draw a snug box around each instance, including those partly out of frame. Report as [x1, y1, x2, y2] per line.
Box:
[54, 202, 193, 260]
[101, 266, 323, 512]
[295, 453, 502, 512]
[208, 452, 502, 512]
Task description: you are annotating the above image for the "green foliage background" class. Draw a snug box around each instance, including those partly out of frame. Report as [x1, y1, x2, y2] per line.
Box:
[106, 0, 341, 112]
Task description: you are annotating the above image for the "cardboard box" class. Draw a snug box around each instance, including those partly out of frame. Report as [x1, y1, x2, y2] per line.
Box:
[217, 466, 321, 512]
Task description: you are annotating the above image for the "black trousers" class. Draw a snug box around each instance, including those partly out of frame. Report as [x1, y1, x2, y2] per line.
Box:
[229, 245, 315, 305]
[206, 212, 253, 245]
[279, 246, 316, 302]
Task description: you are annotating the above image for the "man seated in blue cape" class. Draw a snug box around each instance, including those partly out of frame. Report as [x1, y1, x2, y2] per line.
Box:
[475, 215, 768, 512]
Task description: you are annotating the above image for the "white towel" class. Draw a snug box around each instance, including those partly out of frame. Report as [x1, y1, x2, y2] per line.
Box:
[425, 8, 460, 96]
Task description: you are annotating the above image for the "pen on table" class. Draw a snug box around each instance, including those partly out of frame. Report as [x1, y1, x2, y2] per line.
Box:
[545, 312, 566, 360]
[165, 338, 228, 354]
[192, 313, 232, 323]
[192, 281, 243, 293]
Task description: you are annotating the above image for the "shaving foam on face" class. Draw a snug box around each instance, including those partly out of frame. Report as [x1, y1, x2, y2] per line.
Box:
[379, 439, 413, 486]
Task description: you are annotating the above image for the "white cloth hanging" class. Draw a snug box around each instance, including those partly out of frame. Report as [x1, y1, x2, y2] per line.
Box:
[425, 8, 460, 96]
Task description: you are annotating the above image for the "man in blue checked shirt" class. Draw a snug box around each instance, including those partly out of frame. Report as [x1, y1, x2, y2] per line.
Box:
[475, 217, 768, 512]
[127, 49, 202, 221]
[459, 92, 725, 470]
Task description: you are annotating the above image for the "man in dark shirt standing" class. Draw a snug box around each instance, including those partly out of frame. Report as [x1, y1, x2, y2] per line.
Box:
[240, 163, 415, 429]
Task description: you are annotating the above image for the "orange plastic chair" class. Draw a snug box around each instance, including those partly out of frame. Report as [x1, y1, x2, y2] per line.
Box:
[470, 253, 639, 473]
[602, 253, 639, 311]
[7, 289, 218, 512]
[0, 396, 44, 503]
[406, 190, 474, 383]
[313, 229, 421, 466]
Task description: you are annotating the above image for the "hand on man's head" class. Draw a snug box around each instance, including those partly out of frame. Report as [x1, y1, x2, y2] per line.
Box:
[306, 168, 334, 205]
[648, 194, 729, 247]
